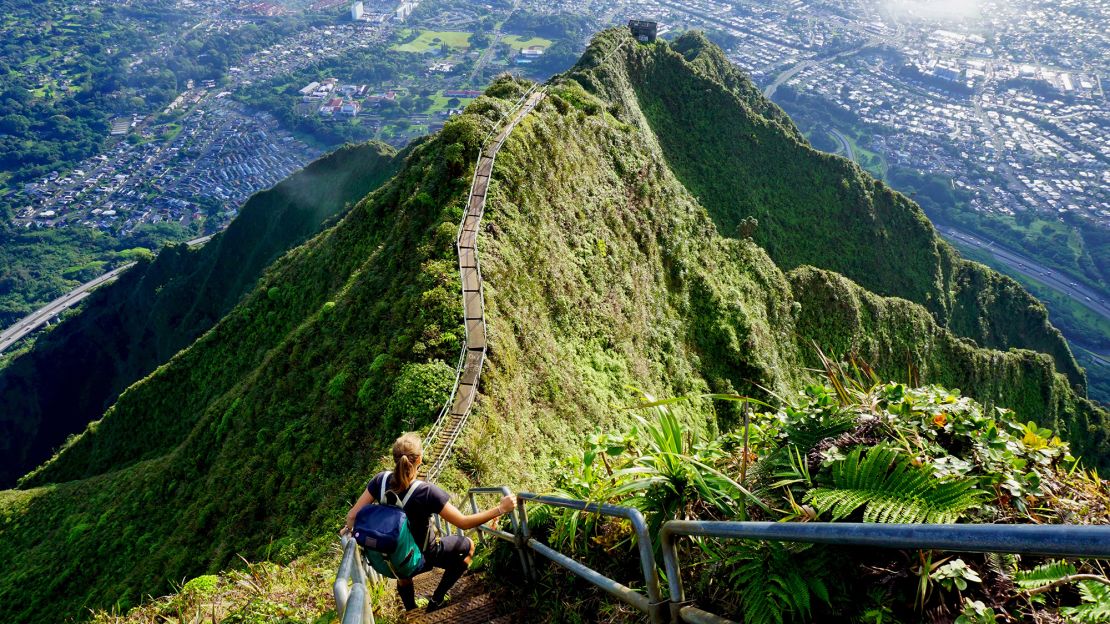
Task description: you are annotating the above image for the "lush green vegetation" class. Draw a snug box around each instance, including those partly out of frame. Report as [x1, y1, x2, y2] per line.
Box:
[0, 32, 1104, 624]
[391, 29, 472, 53]
[951, 242, 1110, 404]
[501, 35, 554, 51]
[592, 31, 1085, 390]
[500, 10, 594, 75]
[775, 86, 1109, 402]
[518, 374, 1109, 623]
[0, 142, 400, 489]
[0, 222, 188, 325]
[88, 554, 340, 624]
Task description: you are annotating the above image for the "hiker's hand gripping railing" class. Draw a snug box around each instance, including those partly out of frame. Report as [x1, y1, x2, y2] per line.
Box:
[466, 486, 531, 577]
[659, 521, 1110, 624]
[334, 536, 375, 624]
[516, 493, 668, 624]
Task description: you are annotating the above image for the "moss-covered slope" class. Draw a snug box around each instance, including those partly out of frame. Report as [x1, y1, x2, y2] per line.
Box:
[3, 118, 476, 620]
[0, 142, 399, 489]
[600, 30, 1084, 390]
[1, 33, 1105, 624]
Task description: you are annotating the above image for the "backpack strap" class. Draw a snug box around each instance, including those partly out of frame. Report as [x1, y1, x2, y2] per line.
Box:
[379, 471, 422, 509]
[380, 471, 391, 504]
[399, 480, 423, 509]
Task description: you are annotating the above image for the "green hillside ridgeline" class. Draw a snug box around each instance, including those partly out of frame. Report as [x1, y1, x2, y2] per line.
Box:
[0, 141, 401, 489]
[0, 29, 1106, 623]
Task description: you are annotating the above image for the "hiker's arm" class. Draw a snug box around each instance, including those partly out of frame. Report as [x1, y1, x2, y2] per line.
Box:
[341, 489, 375, 535]
[439, 495, 516, 531]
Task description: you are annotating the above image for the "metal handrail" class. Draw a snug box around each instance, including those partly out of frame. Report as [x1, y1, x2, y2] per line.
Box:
[659, 521, 1110, 624]
[421, 105, 497, 481]
[467, 486, 531, 577]
[479, 83, 539, 147]
[334, 536, 375, 624]
[518, 493, 667, 624]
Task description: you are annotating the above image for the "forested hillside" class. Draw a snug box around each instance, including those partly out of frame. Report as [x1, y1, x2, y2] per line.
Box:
[0, 142, 399, 488]
[1, 31, 1104, 624]
[611, 32, 1085, 389]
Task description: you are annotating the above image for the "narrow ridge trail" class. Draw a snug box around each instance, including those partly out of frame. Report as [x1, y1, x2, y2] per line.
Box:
[393, 88, 545, 624]
[420, 89, 545, 483]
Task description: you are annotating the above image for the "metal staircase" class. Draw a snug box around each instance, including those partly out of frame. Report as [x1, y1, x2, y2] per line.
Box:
[420, 86, 545, 483]
[335, 85, 544, 624]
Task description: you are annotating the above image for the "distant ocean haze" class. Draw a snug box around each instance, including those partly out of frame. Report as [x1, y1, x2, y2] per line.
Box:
[883, 0, 985, 22]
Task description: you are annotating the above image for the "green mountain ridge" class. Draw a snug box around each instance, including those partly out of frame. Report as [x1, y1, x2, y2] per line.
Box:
[614, 31, 1085, 389]
[0, 142, 400, 488]
[1, 29, 1105, 623]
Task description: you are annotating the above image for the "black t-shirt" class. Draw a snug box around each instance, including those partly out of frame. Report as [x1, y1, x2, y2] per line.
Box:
[367, 471, 450, 549]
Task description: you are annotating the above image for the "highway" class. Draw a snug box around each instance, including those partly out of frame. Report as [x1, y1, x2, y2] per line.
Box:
[829, 128, 855, 160]
[762, 39, 881, 100]
[935, 224, 1110, 323]
[0, 234, 215, 355]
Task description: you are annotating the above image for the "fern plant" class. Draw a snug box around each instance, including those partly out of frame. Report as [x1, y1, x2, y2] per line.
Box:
[1014, 561, 1110, 624]
[805, 446, 986, 523]
[1062, 581, 1110, 624]
[711, 540, 832, 624]
[1013, 560, 1078, 590]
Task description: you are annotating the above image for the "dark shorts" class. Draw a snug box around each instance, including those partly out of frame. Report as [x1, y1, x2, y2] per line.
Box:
[419, 535, 472, 574]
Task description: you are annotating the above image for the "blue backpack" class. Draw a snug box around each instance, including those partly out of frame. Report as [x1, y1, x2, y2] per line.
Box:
[352, 472, 426, 579]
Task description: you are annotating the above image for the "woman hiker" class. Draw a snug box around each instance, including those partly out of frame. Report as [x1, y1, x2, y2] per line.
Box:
[341, 433, 517, 612]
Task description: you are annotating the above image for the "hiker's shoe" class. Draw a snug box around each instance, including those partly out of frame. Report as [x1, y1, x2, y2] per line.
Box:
[425, 595, 451, 612]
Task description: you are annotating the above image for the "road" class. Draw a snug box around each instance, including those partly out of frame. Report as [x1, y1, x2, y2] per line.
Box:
[829, 128, 855, 160]
[935, 224, 1110, 323]
[466, 0, 522, 86]
[762, 39, 881, 99]
[0, 234, 215, 355]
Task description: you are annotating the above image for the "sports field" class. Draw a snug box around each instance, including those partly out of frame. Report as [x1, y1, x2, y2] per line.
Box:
[392, 30, 472, 53]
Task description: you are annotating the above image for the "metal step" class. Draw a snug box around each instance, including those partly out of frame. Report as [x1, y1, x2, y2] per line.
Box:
[402, 571, 520, 624]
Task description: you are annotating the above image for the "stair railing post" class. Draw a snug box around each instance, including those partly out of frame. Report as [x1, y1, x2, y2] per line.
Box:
[660, 523, 687, 624]
[517, 497, 537, 580]
[500, 487, 530, 578]
[469, 492, 484, 545]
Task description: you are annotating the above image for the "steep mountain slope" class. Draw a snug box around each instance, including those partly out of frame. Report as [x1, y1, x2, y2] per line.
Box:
[613, 32, 1085, 390]
[1, 32, 1104, 623]
[0, 142, 399, 488]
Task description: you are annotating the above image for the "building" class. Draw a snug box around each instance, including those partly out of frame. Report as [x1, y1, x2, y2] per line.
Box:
[396, 0, 416, 21]
[629, 20, 657, 43]
[350, 1, 364, 20]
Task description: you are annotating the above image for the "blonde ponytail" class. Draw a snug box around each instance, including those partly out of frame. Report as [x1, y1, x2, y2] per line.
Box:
[391, 433, 422, 493]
